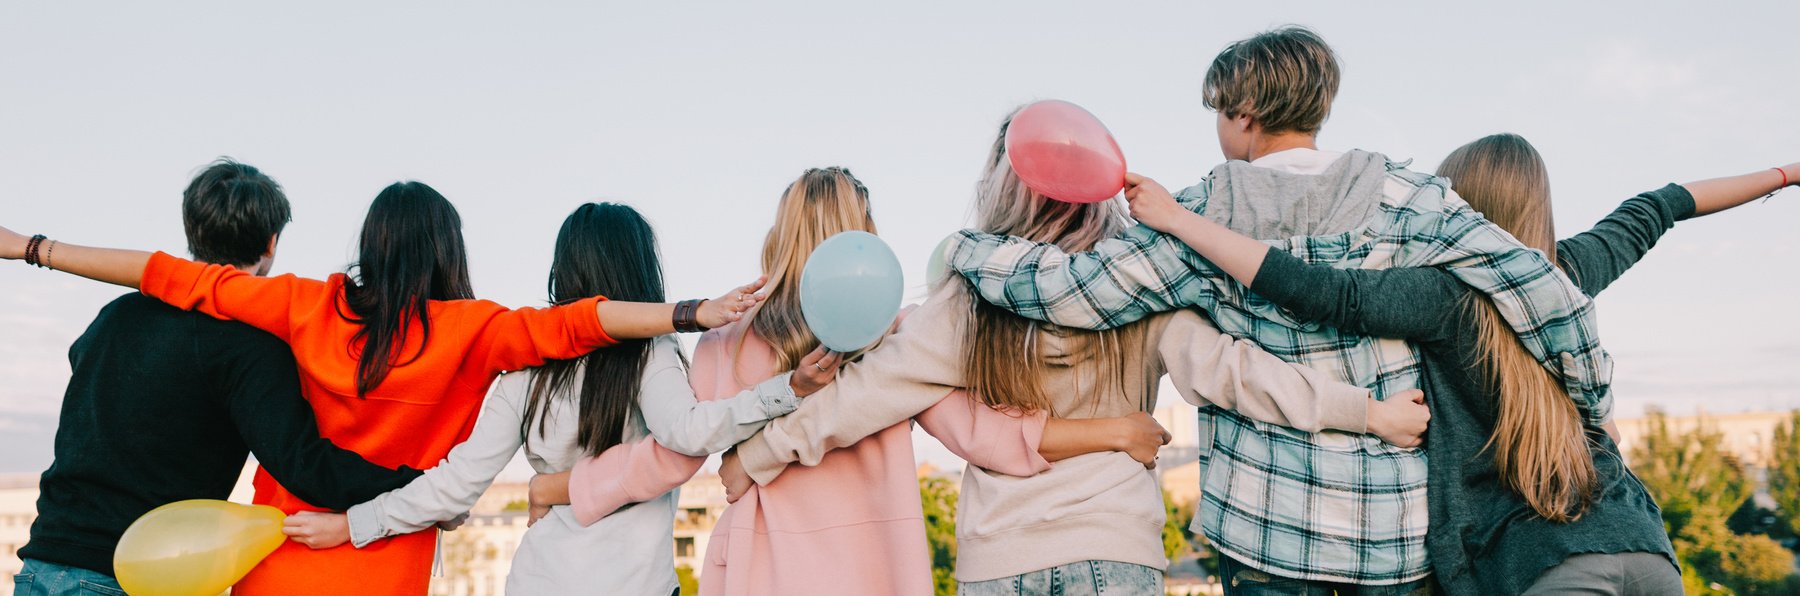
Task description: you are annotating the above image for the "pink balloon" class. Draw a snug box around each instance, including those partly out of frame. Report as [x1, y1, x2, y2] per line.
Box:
[1005, 100, 1127, 204]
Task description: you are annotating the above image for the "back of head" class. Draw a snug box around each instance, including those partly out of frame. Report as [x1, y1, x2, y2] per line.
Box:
[966, 110, 1140, 415]
[750, 167, 877, 372]
[1437, 133, 1557, 261]
[342, 181, 475, 396]
[1437, 133, 1595, 523]
[525, 202, 665, 455]
[182, 159, 292, 267]
[1203, 25, 1341, 135]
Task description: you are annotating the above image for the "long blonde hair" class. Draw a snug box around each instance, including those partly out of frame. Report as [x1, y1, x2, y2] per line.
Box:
[746, 167, 878, 373]
[1438, 133, 1595, 523]
[964, 111, 1145, 415]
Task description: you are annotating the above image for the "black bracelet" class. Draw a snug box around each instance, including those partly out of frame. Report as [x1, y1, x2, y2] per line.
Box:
[673, 298, 708, 333]
[24, 234, 46, 267]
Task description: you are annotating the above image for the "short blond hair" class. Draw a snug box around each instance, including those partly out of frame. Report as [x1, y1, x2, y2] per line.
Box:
[1203, 25, 1341, 135]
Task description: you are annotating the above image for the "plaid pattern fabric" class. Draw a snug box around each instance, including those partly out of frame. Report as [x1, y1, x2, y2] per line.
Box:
[946, 159, 1613, 584]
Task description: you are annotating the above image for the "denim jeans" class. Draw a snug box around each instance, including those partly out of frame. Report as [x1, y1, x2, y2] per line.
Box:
[1219, 555, 1432, 596]
[12, 559, 126, 596]
[959, 560, 1164, 595]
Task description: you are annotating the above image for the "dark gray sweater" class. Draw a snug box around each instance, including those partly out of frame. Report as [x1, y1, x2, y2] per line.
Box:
[1250, 185, 1693, 596]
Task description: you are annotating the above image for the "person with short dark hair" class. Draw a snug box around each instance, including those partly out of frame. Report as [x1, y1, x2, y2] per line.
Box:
[10, 159, 423, 596]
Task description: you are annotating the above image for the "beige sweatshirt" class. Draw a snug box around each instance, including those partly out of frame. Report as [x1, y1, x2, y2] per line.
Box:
[734, 286, 1371, 581]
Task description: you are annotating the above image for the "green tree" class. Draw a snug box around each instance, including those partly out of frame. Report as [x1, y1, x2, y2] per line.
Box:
[1630, 409, 1795, 594]
[1629, 409, 1750, 538]
[1765, 411, 1800, 536]
[1162, 490, 1191, 564]
[920, 475, 959, 596]
[676, 565, 699, 595]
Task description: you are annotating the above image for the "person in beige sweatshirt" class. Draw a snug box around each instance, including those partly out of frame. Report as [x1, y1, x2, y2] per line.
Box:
[722, 111, 1430, 594]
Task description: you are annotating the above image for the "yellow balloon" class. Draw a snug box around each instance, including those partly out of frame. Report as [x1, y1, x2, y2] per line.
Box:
[114, 499, 287, 596]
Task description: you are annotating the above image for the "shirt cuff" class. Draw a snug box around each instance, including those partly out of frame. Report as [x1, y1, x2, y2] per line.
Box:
[347, 500, 388, 549]
[1652, 183, 1697, 222]
[1324, 387, 1372, 434]
[755, 373, 800, 418]
[734, 433, 788, 487]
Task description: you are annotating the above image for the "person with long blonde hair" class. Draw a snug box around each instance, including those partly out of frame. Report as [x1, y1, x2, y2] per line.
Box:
[1121, 133, 1796, 595]
[720, 114, 1430, 594]
[526, 167, 1179, 596]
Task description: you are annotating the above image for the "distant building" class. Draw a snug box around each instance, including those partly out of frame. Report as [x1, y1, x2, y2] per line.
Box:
[1, 475, 38, 596]
[427, 474, 730, 596]
[1616, 410, 1791, 468]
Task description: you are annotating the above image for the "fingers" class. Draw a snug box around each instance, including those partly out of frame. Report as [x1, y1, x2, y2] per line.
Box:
[1403, 388, 1426, 404]
[740, 275, 768, 296]
[1125, 171, 1147, 186]
[798, 345, 828, 368]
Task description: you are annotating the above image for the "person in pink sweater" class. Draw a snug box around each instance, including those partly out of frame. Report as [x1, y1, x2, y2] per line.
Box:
[528, 167, 1170, 596]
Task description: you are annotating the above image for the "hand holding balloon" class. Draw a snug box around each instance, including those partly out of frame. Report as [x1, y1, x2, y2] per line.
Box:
[283, 511, 350, 550]
[788, 346, 843, 397]
[1123, 172, 1187, 233]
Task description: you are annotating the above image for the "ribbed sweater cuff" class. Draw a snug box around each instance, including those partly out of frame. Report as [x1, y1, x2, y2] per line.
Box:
[139, 251, 193, 302]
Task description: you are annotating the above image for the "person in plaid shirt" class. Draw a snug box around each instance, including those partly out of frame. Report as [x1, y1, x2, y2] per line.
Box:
[945, 26, 1614, 593]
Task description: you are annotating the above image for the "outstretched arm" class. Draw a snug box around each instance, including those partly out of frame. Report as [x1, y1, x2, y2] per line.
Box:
[1558, 164, 1795, 298]
[1685, 162, 1798, 216]
[0, 228, 152, 288]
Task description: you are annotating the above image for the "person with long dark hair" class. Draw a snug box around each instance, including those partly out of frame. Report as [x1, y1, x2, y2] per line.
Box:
[0, 182, 764, 596]
[275, 202, 834, 595]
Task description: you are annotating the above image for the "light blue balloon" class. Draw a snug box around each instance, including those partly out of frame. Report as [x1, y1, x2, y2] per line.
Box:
[801, 231, 905, 352]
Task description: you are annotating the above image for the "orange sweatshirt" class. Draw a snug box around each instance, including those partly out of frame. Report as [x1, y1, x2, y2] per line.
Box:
[139, 252, 617, 596]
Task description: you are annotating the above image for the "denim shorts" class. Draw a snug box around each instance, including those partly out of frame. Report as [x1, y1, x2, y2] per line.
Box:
[959, 560, 1164, 596]
[13, 559, 127, 596]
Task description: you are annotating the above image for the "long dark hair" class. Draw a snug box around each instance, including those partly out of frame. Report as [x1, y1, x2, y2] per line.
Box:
[339, 181, 476, 396]
[521, 202, 665, 455]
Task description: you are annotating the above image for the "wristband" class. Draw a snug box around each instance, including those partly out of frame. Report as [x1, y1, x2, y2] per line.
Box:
[673, 299, 708, 333]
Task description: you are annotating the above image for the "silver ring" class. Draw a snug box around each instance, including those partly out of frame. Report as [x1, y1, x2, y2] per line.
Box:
[814, 363, 827, 372]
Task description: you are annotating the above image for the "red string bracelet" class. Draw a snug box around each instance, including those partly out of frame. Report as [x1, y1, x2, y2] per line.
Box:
[1777, 167, 1790, 188]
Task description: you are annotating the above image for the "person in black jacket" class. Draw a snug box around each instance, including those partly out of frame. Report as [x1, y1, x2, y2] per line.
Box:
[12, 160, 423, 596]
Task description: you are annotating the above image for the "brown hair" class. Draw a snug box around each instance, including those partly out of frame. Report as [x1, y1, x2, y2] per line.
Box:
[746, 167, 878, 373]
[1438, 133, 1596, 523]
[964, 110, 1146, 415]
[1202, 25, 1341, 135]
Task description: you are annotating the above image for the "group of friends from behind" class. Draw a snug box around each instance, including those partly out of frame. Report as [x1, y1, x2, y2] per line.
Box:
[5, 24, 1796, 596]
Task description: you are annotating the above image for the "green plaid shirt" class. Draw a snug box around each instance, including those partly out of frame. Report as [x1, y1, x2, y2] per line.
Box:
[946, 156, 1613, 585]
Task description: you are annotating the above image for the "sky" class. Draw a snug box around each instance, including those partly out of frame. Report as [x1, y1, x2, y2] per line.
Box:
[2, 1, 1797, 477]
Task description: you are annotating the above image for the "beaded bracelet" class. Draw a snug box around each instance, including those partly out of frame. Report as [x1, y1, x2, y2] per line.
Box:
[24, 234, 46, 267]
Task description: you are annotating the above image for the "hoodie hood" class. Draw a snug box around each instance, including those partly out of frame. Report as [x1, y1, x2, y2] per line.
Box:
[1202, 149, 1393, 240]
[1030, 321, 1099, 368]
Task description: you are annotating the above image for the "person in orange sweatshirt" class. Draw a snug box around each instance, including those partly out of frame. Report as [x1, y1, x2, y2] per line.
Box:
[0, 181, 766, 595]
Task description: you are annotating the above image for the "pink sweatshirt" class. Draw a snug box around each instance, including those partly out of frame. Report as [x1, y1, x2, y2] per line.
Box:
[567, 320, 1053, 596]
